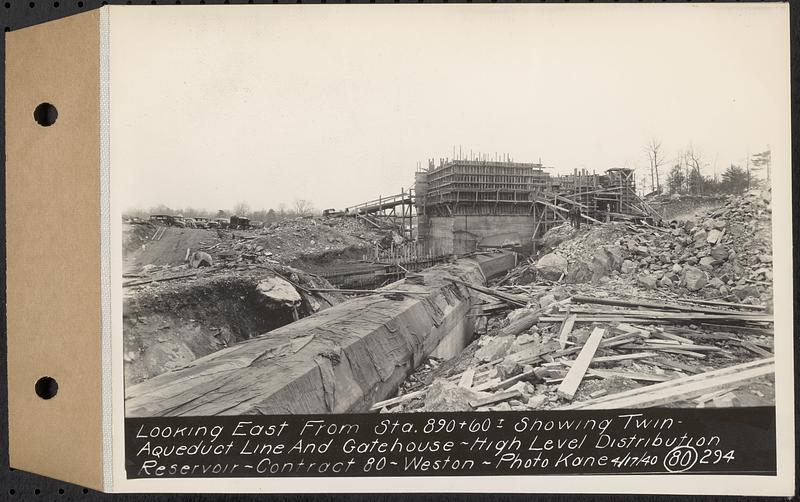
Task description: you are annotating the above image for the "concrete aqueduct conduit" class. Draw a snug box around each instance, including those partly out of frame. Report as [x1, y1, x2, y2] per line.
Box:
[125, 252, 516, 416]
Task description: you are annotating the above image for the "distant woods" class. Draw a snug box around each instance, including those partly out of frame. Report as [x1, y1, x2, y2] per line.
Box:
[644, 140, 770, 197]
[126, 199, 317, 223]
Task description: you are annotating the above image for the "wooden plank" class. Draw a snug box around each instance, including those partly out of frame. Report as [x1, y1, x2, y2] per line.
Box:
[695, 387, 738, 405]
[617, 344, 709, 359]
[557, 327, 605, 400]
[677, 297, 767, 311]
[588, 351, 657, 364]
[558, 313, 577, 350]
[547, 368, 669, 384]
[653, 331, 694, 345]
[469, 389, 522, 408]
[458, 368, 476, 388]
[645, 359, 703, 374]
[499, 312, 540, 337]
[561, 358, 773, 410]
[589, 369, 671, 382]
[370, 389, 426, 411]
[740, 341, 772, 357]
[581, 213, 602, 224]
[570, 294, 771, 317]
[575, 363, 773, 409]
[446, 279, 528, 307]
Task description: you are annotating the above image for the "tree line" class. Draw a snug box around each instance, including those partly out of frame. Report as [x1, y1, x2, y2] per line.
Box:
[644, 140, 770, 197]
[126, 199, 317, 223]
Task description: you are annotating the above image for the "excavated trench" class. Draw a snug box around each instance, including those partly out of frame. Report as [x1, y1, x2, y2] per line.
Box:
[125, 252, 517, 416]
[123, 268, 343, 386]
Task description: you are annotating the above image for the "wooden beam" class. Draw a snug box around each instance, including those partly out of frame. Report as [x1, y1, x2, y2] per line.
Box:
[570, 295, 770, 317]
[369, 389, 425, 411]
[446, 279, 528, 307]
[469, 389, 522, 408]
[558, 313, 577, 350]
[562, 358, 773, 410]
[458, 368, 476, 388]
[557, 327, 605, 400]
[677, 297, 767, 311]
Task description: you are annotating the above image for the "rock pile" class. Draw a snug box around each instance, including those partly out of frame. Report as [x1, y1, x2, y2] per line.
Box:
[533, 189, 772, 304]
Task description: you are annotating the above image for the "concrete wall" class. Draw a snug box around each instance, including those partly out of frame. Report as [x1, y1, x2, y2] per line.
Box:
[427, 216, 455, 255]
[426, 215, 536, 255]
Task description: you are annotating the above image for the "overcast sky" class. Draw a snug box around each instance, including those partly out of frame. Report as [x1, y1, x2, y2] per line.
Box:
[110, 4, 789, 213]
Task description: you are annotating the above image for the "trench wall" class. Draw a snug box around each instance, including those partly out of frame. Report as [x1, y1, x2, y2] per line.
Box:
[125, 252, 516, 416]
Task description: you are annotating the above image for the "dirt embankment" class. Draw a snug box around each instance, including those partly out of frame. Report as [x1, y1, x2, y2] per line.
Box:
[123, 225, 221, 272]
[123, 267, 343, 386]
[650, 195, 726, 221]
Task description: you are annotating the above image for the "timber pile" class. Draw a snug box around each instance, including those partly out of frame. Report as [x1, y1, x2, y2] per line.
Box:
[379, 283, 775, 413]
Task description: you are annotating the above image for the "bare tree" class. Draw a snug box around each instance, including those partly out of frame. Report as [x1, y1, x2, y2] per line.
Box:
[685, 146, 705, 195]
[293, 199, 314, 215]
[645, 139, 665, 193]
[232, 202, 251, 217]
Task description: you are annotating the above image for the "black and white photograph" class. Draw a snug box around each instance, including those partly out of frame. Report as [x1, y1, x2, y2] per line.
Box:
[3, 2, 792, 495]
[119, 5, 786, 420]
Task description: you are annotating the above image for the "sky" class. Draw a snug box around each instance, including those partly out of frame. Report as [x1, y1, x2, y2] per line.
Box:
[110, 4, 790, 213]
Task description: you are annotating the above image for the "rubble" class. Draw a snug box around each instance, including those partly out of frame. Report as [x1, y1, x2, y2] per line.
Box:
[382, 190, 774, 412]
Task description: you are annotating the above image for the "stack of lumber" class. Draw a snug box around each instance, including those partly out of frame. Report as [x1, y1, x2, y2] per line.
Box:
[560, 358, 774, 409]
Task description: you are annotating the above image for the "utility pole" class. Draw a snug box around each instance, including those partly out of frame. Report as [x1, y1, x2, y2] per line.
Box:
[746, 152, 750, 191]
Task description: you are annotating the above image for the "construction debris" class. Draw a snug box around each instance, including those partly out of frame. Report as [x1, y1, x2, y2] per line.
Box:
[123, 181, 775, 414]
[379, 190, 774, 413]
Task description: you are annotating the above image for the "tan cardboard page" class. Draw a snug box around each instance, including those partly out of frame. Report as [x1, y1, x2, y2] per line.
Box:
[6, 9, 105, 490]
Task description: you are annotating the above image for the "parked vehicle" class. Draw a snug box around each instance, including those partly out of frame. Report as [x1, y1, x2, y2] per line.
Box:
[229, 215, 250, 230]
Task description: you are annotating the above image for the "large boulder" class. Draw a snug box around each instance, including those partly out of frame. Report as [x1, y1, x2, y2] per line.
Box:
[538, 224, 576, 253]
[565, 261, 592, 284]
[706, 229, 723, 245]
[732, 284, 760, 301]
[692, 229, 708, 247]
[659, 276, 674, 288]
[638, 275, 657, 290]
[620, 259, 637, 275]
[258, 276, 302, 304]
[536, 253, 568, 281]
[505, 308, 536, 325]
[589, 250, 615, 281]
[698, 256, 716, 269]
[424, 379, 485, 412]
[710, 245, 729, 261]
[539, 294, 557, 309]
[475, 336, 514, 362]
[496, 357, 522, 380]
[189, 251, 213, 268]
[682, 265, 707, 291]
[604, 246, 626, 270]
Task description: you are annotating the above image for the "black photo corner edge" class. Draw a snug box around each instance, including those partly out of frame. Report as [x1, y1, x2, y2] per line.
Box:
[0, 0, 798, 500]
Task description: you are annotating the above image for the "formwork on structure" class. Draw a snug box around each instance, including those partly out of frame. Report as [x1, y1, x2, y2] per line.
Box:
[414, 157, 663, 256]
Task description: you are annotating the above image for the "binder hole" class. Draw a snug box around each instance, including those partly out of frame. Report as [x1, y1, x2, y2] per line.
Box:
[82, 489, 89, 494]
[34, 376, 58, 399]
[8, 489, 15, 495]
[34, 489, 41, 495]
[33, 103, 58, 127]
[58, 488, 65, 495]
[77, 0, 83, 6]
